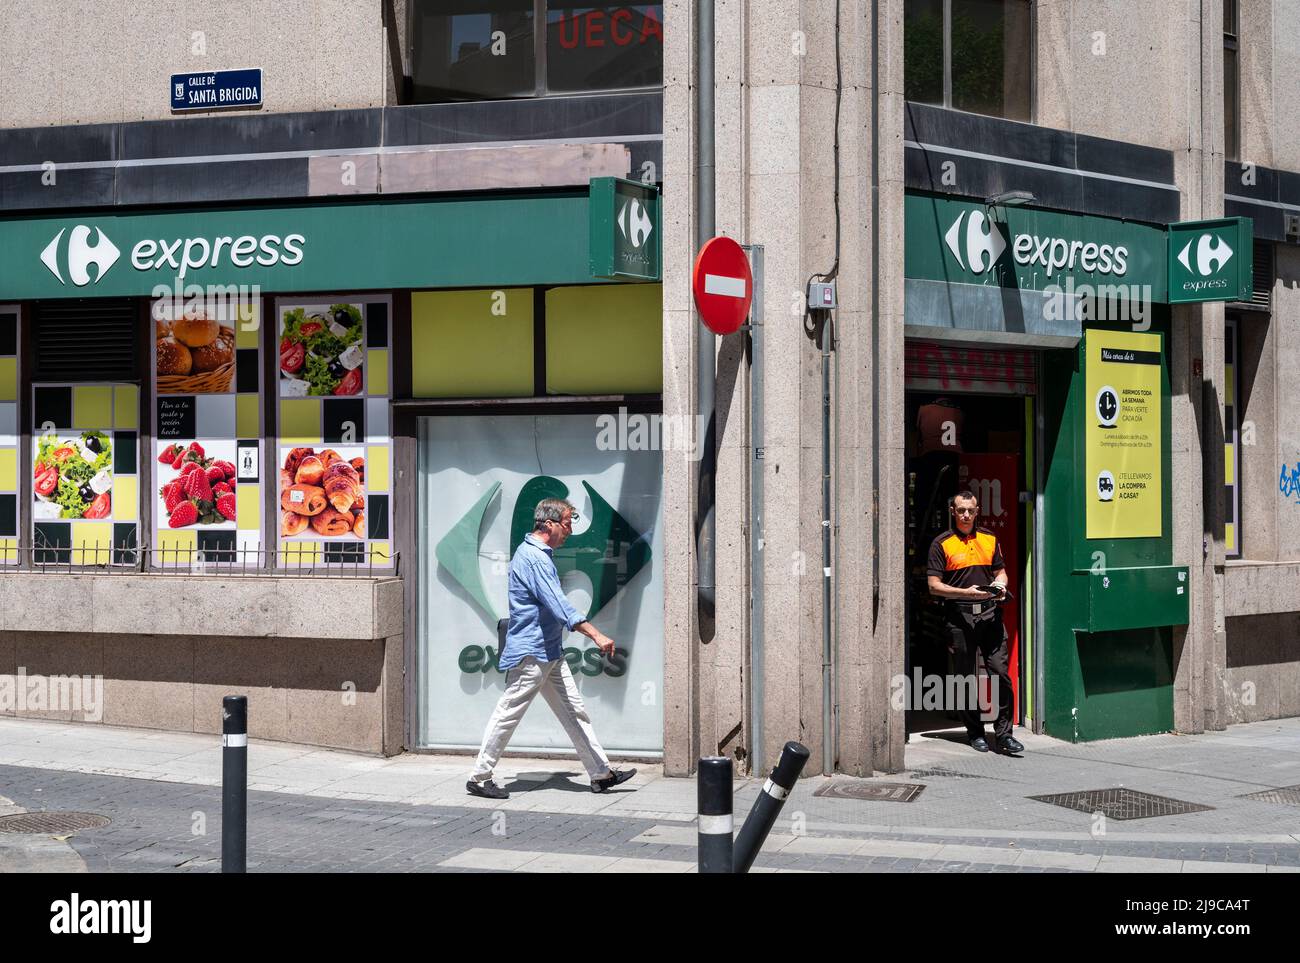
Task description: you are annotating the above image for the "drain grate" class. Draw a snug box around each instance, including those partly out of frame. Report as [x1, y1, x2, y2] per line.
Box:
[908, 767, 985, 780]
[1028, 788, 1213, 821]
[0, 811, 111, 835]
[1238, 785, 1300, 807]
[813, 781, 926, 802]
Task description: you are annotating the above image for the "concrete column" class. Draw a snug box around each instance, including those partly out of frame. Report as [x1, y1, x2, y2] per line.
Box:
[661, 0, 698, 775]
[874, 0, 909, 773]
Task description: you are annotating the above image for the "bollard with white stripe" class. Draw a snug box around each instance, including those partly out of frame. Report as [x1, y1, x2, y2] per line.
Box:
[697, 756, 733, 873]
[732, 740, 810, 873]
[221, 695, 247, 874]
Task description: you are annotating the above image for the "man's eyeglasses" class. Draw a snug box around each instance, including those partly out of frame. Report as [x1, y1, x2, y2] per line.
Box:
[548, 512, 579, 526]
[953, 507, 978, 516]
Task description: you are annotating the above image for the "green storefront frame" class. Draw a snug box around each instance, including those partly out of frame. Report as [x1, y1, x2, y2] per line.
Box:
[0, 189, 658, 301]
[904, 191, 1206, 740]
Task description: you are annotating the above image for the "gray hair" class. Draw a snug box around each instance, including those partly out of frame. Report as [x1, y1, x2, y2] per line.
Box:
[533, 497, 575, 531]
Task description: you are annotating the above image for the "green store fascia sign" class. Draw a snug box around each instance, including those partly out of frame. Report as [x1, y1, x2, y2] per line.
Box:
[906, 193, 1253, 306]
[0, 188, 635, 300]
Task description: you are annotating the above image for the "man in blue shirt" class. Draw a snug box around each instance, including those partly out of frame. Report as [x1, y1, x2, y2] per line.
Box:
[467, 497, 637, 800]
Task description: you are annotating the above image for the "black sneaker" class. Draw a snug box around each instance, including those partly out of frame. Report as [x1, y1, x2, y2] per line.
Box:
[591, 767, 637, 793]
[996, 735, 1025, 754]
[970, 736, 990, 753]
[466, 779, 509, 800]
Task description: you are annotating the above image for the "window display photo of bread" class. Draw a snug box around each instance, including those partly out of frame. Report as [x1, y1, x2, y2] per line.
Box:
[171, 316, 220, 348]
[156, 337, 193, 376]
[190, 335, 233, 372]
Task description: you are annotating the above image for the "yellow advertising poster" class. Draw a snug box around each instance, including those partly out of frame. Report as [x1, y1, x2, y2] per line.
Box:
[1085, 329, 1163, 539]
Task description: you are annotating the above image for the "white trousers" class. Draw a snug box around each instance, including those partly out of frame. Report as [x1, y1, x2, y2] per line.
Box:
[470, 656, 613, 783]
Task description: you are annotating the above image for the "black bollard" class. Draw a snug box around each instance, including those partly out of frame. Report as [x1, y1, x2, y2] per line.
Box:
[222, 695, 247, 873]
[697, 756, 733, 873]
[733, 740, 810, 873]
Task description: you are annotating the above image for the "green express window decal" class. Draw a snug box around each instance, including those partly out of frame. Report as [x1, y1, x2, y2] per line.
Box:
[417, 413, 663, 752]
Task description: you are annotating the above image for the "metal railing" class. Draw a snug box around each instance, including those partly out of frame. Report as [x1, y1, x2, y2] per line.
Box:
[0, 542, 400, 578]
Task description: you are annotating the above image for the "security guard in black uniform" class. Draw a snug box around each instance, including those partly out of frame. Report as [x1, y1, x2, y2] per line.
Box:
[926, 490, 1025, 754]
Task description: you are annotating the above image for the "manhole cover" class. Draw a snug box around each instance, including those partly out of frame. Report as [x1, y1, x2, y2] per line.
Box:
[908, 767, 984, 780]
[813, 781, 926, 802]
[0, 812, 111, 834]
[1028, 788, 1213, 820]
[1238, 785, 1300, 807]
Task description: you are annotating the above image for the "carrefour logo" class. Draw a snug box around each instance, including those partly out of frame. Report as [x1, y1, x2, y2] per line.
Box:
[617, 198, 654, 250]
[943, 209, 1131, 279]
[1176, 233, 1233, 277]
[944, 210, 1005, 273]
[41, 225, 121, 286]
[437, 475, 651, 677]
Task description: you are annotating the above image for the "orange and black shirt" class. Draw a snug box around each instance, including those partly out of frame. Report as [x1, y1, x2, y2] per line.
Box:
[927, 526, 1004, 620]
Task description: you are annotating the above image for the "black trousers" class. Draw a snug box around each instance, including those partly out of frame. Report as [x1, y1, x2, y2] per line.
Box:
[945, 617, 1014, 739]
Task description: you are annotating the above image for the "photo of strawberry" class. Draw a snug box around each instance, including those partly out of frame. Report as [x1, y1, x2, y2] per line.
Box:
[183, 469, 212, 502]
[168, 500, 198, 528]
[156, 440, 241, 534]
[216, 493, 236, 521]
[162, 480, 186, 512]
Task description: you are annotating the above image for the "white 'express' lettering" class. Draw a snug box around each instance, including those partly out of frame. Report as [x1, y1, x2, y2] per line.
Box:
[130, 232, 306, 278]
[1011, 231, 1128, 278]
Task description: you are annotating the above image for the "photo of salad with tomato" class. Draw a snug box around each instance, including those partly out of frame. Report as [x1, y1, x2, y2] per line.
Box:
[33, 431, 113, 520]
[279, 303, 364, 397]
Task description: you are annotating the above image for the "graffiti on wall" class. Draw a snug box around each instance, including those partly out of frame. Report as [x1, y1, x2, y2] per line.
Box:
[1279, 462, 1300, 503]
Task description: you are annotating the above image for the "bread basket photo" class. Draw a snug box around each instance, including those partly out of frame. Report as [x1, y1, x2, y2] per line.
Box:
[156, 317, 236, 394]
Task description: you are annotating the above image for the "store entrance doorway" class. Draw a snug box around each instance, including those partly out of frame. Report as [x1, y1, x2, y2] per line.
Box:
[903, 357, 1038, 739]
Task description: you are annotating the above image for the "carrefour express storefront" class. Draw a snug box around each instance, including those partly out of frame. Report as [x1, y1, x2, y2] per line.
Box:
[904, 190, 1251, 741]
[0, 184, 665, 754]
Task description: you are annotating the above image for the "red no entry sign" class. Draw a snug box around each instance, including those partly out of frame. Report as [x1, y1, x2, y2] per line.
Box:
[692, 236, 752, 335]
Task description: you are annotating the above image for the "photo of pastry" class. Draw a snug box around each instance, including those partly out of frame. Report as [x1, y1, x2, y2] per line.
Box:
[155, 440, 237, 530]
[278, 303, 364, 397]
[278, 445, 366, 540]
[156, 313, 236, 394]
[33, 431, 113, 520]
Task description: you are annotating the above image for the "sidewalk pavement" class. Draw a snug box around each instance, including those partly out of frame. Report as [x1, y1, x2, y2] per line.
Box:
[1, 716, 1299, 873]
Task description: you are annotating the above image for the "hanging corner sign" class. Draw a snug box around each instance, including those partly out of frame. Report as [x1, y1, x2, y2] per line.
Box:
[692, 236, 752, 335]
[1167, 216, 1253, 304]
[589, 177, 661, 281]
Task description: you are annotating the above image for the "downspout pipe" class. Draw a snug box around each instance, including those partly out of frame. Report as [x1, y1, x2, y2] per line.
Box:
[696, 0, 717, 636]
[870, 0, 881, 627]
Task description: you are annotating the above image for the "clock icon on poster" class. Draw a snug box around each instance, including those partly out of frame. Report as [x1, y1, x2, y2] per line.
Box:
[1096, 385, 1120, 428]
